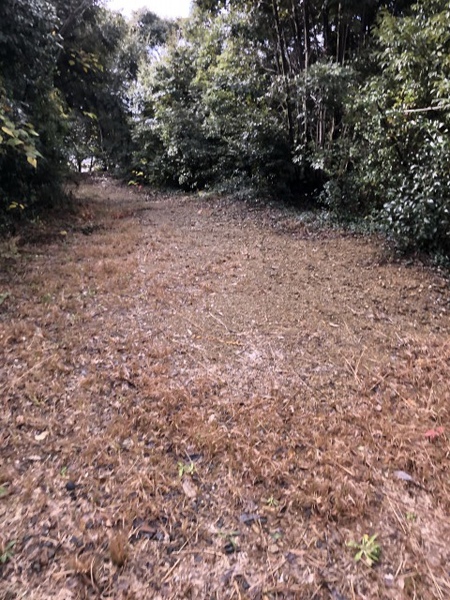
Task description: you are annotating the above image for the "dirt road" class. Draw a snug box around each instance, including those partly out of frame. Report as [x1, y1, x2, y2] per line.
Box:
[1, 177, 449, 598]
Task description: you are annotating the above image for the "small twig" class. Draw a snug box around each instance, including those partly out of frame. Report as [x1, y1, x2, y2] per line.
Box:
[428, 564, 445, 600]
[89, 557, 96, 588]
[177, 549, 223, 557]
[354, 348, 366, 382]
[233, 580, 242, 599]
[2, 356, 53, 394]
[268, 557, 286, 578]
[386, 495, 408, 535]
[208, 311, 232, 333]
[249, 558, 286, 594]
[161, 539, 190, 584]
[161, 557, 182, 584]
[328, 461, 356, 478]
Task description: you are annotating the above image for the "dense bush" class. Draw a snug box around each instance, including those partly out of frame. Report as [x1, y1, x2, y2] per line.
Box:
[0, 0, 139, 226]
[0, 0, 63, 220]
[316, 0, 450, 258]
[132, 11, 294, 196]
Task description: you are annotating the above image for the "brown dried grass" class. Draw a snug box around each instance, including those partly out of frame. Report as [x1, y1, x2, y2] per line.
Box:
[0, 176, 449, 599]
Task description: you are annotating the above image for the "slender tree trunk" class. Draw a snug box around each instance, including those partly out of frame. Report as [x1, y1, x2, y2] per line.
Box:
[322, 2, 330, 57]
[301, 0, 311, 142]
[342, 21, 349, 65]
[291, 0, 304, 70]
[271, 0, 290, 78]
[302, 0, 310, 73]
[271, 0, 295, 146]
[336, 2, 342, 64]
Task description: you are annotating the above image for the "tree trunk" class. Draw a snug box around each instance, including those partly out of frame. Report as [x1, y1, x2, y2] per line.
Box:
[271, 0, 295, 146]
[302, 0, 311, 72]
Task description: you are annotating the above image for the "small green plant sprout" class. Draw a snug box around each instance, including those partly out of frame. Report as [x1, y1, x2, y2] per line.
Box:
[0, 540, 15, 564]
[218, 530, 240, 554]
[0, 485, 9, 498]
[60, 466, 68, 477]
[177, 461, 195, 478]
[406, 512, 417, 522]
[0, 292, 10, 306]
[346, 534, 381, 567]
[265, 495, 279, 508]
[270, 530, 283, 542]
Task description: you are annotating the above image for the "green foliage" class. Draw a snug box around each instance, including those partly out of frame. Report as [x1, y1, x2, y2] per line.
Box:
[0, 540, 15, 564]
[0, 0, 139, 224]
[3, 0, 449, 263]
[132, 1, 407, 201]
[132, 9, 294, 196]
[132, 9, 175, 49]
[382, 127, 450, 255]
[177, 461, 195, 478]
[331, 0, 450, 257]
[347, 534, 381, 567]
[56, 5, 137, 172]
[0, 0, 63, 218]
[0, 107, 42, 169]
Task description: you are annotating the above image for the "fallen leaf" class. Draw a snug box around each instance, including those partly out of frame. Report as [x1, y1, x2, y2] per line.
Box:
[393, 470, 415, 483]
[239, 513, 267, 526]
[182, 479, 197, 499]
[424, 427, 444, 440]
[109, 532, 129, 567]
[35, 431, 49, 441]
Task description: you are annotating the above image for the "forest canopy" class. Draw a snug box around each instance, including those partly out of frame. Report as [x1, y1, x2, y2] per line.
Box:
[1, 0, 450, 259]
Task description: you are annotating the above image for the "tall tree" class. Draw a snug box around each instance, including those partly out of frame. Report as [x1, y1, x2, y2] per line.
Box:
[55, 1, 137, 170]
[0, 0, 64, 217]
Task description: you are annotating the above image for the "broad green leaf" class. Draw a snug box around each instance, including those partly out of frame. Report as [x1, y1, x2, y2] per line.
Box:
[7, 138, 23, 147]
[1, 126, 14, 137]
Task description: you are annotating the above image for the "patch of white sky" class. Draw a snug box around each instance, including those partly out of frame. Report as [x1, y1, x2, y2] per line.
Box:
[106, 0, 192, 20]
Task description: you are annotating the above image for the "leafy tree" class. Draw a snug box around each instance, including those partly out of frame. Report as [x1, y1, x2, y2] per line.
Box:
[0, 0, 140, 224]
[131, 8, 175, 50]
[55, 2, 137, 171]
[132, 8, 295, 194]
[327, 0, 450, 257]
[0, 0, 65, 218]
[138, 0, 411, 199]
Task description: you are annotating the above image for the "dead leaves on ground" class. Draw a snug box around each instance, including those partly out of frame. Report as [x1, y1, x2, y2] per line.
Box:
[0, 178, 449, 599]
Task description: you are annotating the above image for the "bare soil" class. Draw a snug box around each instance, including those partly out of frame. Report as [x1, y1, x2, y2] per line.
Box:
[1, 177, 449, 599]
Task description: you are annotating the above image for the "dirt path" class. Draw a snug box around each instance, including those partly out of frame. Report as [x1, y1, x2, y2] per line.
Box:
[1, 178, 449, 599]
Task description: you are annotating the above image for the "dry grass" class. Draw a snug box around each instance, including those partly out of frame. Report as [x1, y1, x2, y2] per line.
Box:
[0, 175, 449, 599]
